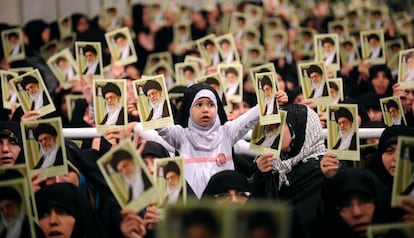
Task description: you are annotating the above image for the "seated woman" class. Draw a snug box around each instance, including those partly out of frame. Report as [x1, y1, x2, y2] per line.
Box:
[250, 103, 327, 237]
[35, 183, 109, 238]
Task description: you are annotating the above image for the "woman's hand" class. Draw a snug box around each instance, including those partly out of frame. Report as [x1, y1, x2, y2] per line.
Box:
[320, 152, 340, 178]
[276, 90, 288, 105]
[120, 209, 147, 238]
[256, 153, 275, 173]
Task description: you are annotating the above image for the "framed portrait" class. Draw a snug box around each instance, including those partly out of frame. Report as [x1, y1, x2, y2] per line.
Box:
[314, 33, 340, 72]
[93, 79, 128, 133]
[263, 16, 285, 39]
[173, 22, 193, 55]
[327, 104, 360, 160]
[327, 78, 344, 104]
[149, 2, 167, 26]
[243, 27, 261, 48]
[224, 200, 291, 238]
[217, 63, 243, 103]
[174, 62, 200, 87]
[368, 222, 414, 238]
[40, 39, 60, 61]
[229, 12, 246, 35]
[65, 94, 86, 123]
[242, 45, 265, 69]
[0, 165, 39, 221]
[59, 33, 76, 50]
[153, 157, 187, 207]
[99, 3, 123, 32]
[250, 110, 286, 158]
[265, 29, 288, 60]
[195, 73, 230, 112]
[294, 27, 317, 59]
[145, 51, 173, 75]
[385, 38, 404, 71]
[146, 61, 176, 90]
[1, 28, 25, 62]
[297, 61, 331, 104]
[196, 34, 221, 66]
[243, 3, 263, 27]
[255, 72, 281, 125]
[21, 117, 68, 177]
[47, 48, 80, 89]
[157, 201, 225, 238]
[398, 48, 414, 89]
[75, 41, 104, 79]
[58, 14, 72, 39]
[157, 199, 292, 238]
[215, 33, 240, 63]
[10, 69, 56, 117]
[380, 96, 407, 127]
[391, 136, 414, 206]
[97, 140, 158, 211]
[105, 27, 137, 66]
[339, 37, 361, 67]
[0, 178, 37, 238]
[173, 4, 192, 23]
[1, 70, 19, 109]
[360, 30, 386, 65]
[133, 75, 174, 130]
[249, 62, 276, 86]
[327, 20, 349, 41]
[184, 55, 207, 76]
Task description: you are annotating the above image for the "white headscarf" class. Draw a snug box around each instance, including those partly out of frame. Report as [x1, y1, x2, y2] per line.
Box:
[186, 89, 223, 151]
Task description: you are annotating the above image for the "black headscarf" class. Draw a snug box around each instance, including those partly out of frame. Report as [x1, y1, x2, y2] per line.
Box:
[320, 168, 392, 238]
[202, 170, 250, 198]
[368, 65, 395, 98]
[35, 183, 109, 238]
[24, 19, 49, 52]
[0, 121, 25, 165]
[365, 125, 414, 190]
[176, 83, 227, 128]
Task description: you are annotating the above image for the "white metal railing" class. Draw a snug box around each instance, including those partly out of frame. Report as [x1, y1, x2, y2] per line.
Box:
[62, 128, 385, 139]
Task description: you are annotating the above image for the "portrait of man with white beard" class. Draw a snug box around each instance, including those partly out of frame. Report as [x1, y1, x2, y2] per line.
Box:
[161, 160, 183, 206]
[32, 123, 64, 169]
[97, 82, 125, 126]
[255, 124, 281, 150]
[0, 183, 36, 238]
[21, 75, 50, 111]
[332, 107, 357, 151]
[143, 79, 170, 121]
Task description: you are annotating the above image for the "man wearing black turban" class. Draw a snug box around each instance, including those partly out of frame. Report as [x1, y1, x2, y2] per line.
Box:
[99, 82, 125, 125]
[143, 80, 169, 121]
[333, 107, 357, 150]
[33, 123, 64, 169]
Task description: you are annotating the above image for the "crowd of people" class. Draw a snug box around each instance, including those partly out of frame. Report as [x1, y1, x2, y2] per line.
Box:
[1, 0, 414, 238]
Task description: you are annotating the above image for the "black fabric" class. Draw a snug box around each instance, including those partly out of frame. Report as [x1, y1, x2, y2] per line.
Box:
[202, 170, 250, 197]
[176, 83, 227, 128]
[365, 125, 414, 191]
[141, 141, 170, 159]
[317, 168, 393, 238]
[0, 121, 25, 164]
[146, 101, 170, 121]
[100, 107, 125, 125]
[332, 133, 357, 150]
[33, 146, 64, 169]
[35, 183, 109, 238]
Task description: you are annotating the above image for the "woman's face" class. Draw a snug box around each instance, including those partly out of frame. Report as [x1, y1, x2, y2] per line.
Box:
[371, 71, 390, 95]
[382, 144, 397, 176]
[39, 207, 75, 238]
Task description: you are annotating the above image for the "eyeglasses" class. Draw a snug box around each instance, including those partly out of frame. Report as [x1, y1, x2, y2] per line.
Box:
[337, 199, 375, 213]
[213, 191, 251, 202]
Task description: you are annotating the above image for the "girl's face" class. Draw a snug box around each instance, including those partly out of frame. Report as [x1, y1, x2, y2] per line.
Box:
[191, 97, 217, 127]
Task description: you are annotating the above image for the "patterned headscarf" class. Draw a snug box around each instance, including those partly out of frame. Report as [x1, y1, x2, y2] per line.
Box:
[272, 104, 327, 188]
